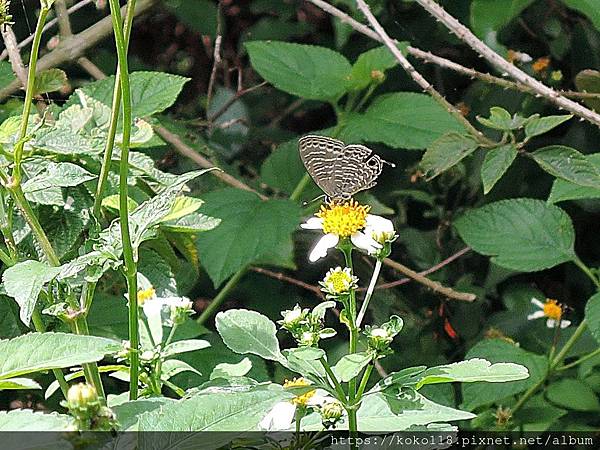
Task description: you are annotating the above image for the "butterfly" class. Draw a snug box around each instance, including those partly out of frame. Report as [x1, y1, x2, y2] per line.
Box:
[298, 135, 393, 202]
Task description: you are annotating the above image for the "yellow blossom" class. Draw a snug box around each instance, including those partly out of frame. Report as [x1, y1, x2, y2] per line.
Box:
[284, 378, 316, 406]
[137, 287, 156, 305]
[317, 200, 369, 238]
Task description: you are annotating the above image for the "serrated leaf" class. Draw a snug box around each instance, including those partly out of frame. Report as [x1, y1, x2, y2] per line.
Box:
[481, 144, 518, 194]
[547, 378, 600, 411]
[112, 397, 175, 431]
[260, 140, 310, 195]
[0, 332, 119, 379]
[548, 153, 600, 203]
[347, 44, 407, 91]
[33, 69, 67, 95]
[420, 132, 480, 180]
[284, 348, 327, 380]
[0, 377, 41, 390]
[76, 71, 190, 118]
[163, 339, 211, 358]
[524, 115, 572, 138]
[210, 357, 253, 380]
[461, 339, 548, 410]
[532, 145, 600, 188]
[333, 352, 372, 382]
[2, 261, 61, 326]
[216, 309, 286, 365]
[477, 106, 527, 130]
[32, 127, 103, 155]
[161, 213, 221, 233]
[454, 198, 576, 272]
[0, 409, 74, 431]
[246, 40, 351, 101]
[195, 188, 301, 287]
[343, 93, 466, 149]
[585, 293, 600, 345]
[413, 358, 529, 389]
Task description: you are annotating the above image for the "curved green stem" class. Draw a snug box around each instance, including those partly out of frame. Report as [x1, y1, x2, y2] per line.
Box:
[107, 0, 138, 400]
[197, 267, 248, 326]
[557, 346, 600, 372]
[319, 357, 346, 401]
[354, 363, 373, 402]
[32, 310, 69, 398]
[573, 257, 600, 289]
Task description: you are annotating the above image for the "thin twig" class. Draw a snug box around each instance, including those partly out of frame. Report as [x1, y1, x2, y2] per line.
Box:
[354, 0, 492, 145]
[153, 124, 268, 200]
[0, 0, 95, 61]
[54, 0, 74, 37]
[250, 266, 324, 297]
[382, 256, 476, 302]
[206, 1, 223, 110]
[268, 98, 305, 128]
[1, 26, 27, 85]
[0, 0, 158, 101]
[413, 0, 600, 127]
[208, 81, 268, 122]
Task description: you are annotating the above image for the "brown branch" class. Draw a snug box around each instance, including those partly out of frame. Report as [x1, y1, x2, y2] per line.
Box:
[413, 0, 600, 127]
[153, 124, 269, 200]
[250, 266, 324, 297]
[1, 26, 27, 86]
[382, 256, 476, 302]
[208, 81, 268, 122]
[206, 1, 223, 110]
[0, 0, 158, 102]
[354, 0, 492, 145]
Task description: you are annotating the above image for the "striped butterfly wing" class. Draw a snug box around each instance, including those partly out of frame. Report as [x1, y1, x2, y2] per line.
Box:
[298, 135, 345, 198]
[336, 144, 385, 198]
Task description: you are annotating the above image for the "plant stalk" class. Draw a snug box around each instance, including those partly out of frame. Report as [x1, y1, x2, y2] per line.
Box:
[197, 267, 248, 325]
[356, 259, 382, 328]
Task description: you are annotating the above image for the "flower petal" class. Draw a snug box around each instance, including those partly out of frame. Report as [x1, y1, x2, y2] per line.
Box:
[560, 320, 571, 329]
[366, 214, 394, 232]
[308, 390, 335, 406]
[309, 233, 339, 262]
[259, 401, 296, 431]
[527, 310, 545, 320]
[531, 298, 545, 309]
[351, 231, 382, 254]
[546, 319, 556, 328]
[300, 217, 324, 230]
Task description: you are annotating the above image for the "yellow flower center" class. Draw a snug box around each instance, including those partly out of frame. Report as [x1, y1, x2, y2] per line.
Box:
[327, 271, 352, 293]
[543, 299, 562, 320]
[137, 287, 156, 306]
[284, 377, 316, 406]
[317, 200, 369, 238]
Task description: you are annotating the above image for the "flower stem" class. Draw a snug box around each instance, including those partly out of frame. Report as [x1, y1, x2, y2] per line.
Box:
[319, 357, 346, 401]
[573, 257, 600, 289]
[197, 266, 248, 325]
[290, 173, 311, 202]
[73, 316, 106, 403]
[354, 363, 373, 402]
[356, 259, 382, 328]
[557, 346, 600, 371]
[107, 0, 138, 400]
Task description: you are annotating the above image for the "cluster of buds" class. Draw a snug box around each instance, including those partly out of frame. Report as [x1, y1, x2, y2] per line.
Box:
[279, 302, 336, 347]
[364, 315, 403, 359]
[62, 383, 117, 431]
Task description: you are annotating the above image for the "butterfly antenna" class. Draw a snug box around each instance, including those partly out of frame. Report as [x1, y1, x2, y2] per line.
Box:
[302, 194, 326, 207]
[384, 159, 396, 168]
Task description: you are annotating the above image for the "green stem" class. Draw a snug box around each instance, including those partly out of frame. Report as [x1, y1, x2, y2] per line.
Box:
[0, 245, 13, 266]
[557, 346, 600, 371]
[356, 259, 382, 328]
[107, 0, 138, 400]
[354, 363, 373, 402]
[319, 357, 346, 401]
[197, 267, 248, 325]
[32, 310, 69, 399]
[290, 173, 311, 202]
[73, 317, 106, 403]
[573, 257, 600, 289]
[11, 6, 49, 185]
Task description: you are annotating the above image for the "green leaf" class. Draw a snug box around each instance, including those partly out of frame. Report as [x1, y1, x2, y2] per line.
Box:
[196, 188, 301, 287]
[284, 348, 327, 379]
[413, 358, 529, 389]
[77, 71, 190, 118]
[347, 44, 407, 91]
[548, 153, 600, 203]
[2, 260, 61, 326]
[333, 352, 372, 382]
[470, 0, 534, 39]
[524, 115, 573, 138]
[163, 0, 218, 36]
[0, 377, 41, 390]
[102, 194, 138, 213]
[0, 61, 16, 88]
[161, 359, 202, 381]
[477, 107, 527, 131]
[160, 196, 203, 223]
[532, 145, 600, 188]
[22, 162, 95, 201]
[454, 198, 576, 272]
[137, 384, 292, 433]
[0, 332, 119, 379]
[546, 378, 600, 411]
[32, 127, 103, 155]
[481, 144, 518, 194]
[33, 69, 67, 95]
[561, 0, 600, 31]
[585, 293, 600, 345]
[210, 357, 253, 380]
[343, 93, 465, 149]
[575, 69, 600, 111]
[112, 397, 174, 431]
[246, 40, 351, 101]
[461, 339, 548, 410]
[260, 140, 309, 195]
[161, 213, 222, 234]
[163, 339, 211, 358]
[420, 133, 480, 180]
[0, 409, 74, 431]
[216, 309, 286, 365]
[356, 389, 475, 431]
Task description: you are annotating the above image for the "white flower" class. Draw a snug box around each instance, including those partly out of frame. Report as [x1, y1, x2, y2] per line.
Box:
[369, 327, 389, 339]
[364, 215, 396, 247]
[527, 297, 570, 329]
[259, 388, 334, 431]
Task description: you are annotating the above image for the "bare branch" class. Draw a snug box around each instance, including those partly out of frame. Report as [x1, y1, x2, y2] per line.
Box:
[1, 26, 27, 86]
[413, 0, 600, 127]
[208, 81, 268, 123]
[250, 266, 324, 297]
[206, 1, 223, 110]
[354, 0, 491, 145]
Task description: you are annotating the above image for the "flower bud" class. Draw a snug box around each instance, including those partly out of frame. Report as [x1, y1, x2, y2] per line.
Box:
[67, 383, 99, 410]
[320, 400, 344, 428]
[281, 304, 307, 330]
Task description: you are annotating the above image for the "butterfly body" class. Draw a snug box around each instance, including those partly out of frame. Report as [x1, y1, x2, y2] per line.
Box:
[298, 135, 392, 202]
